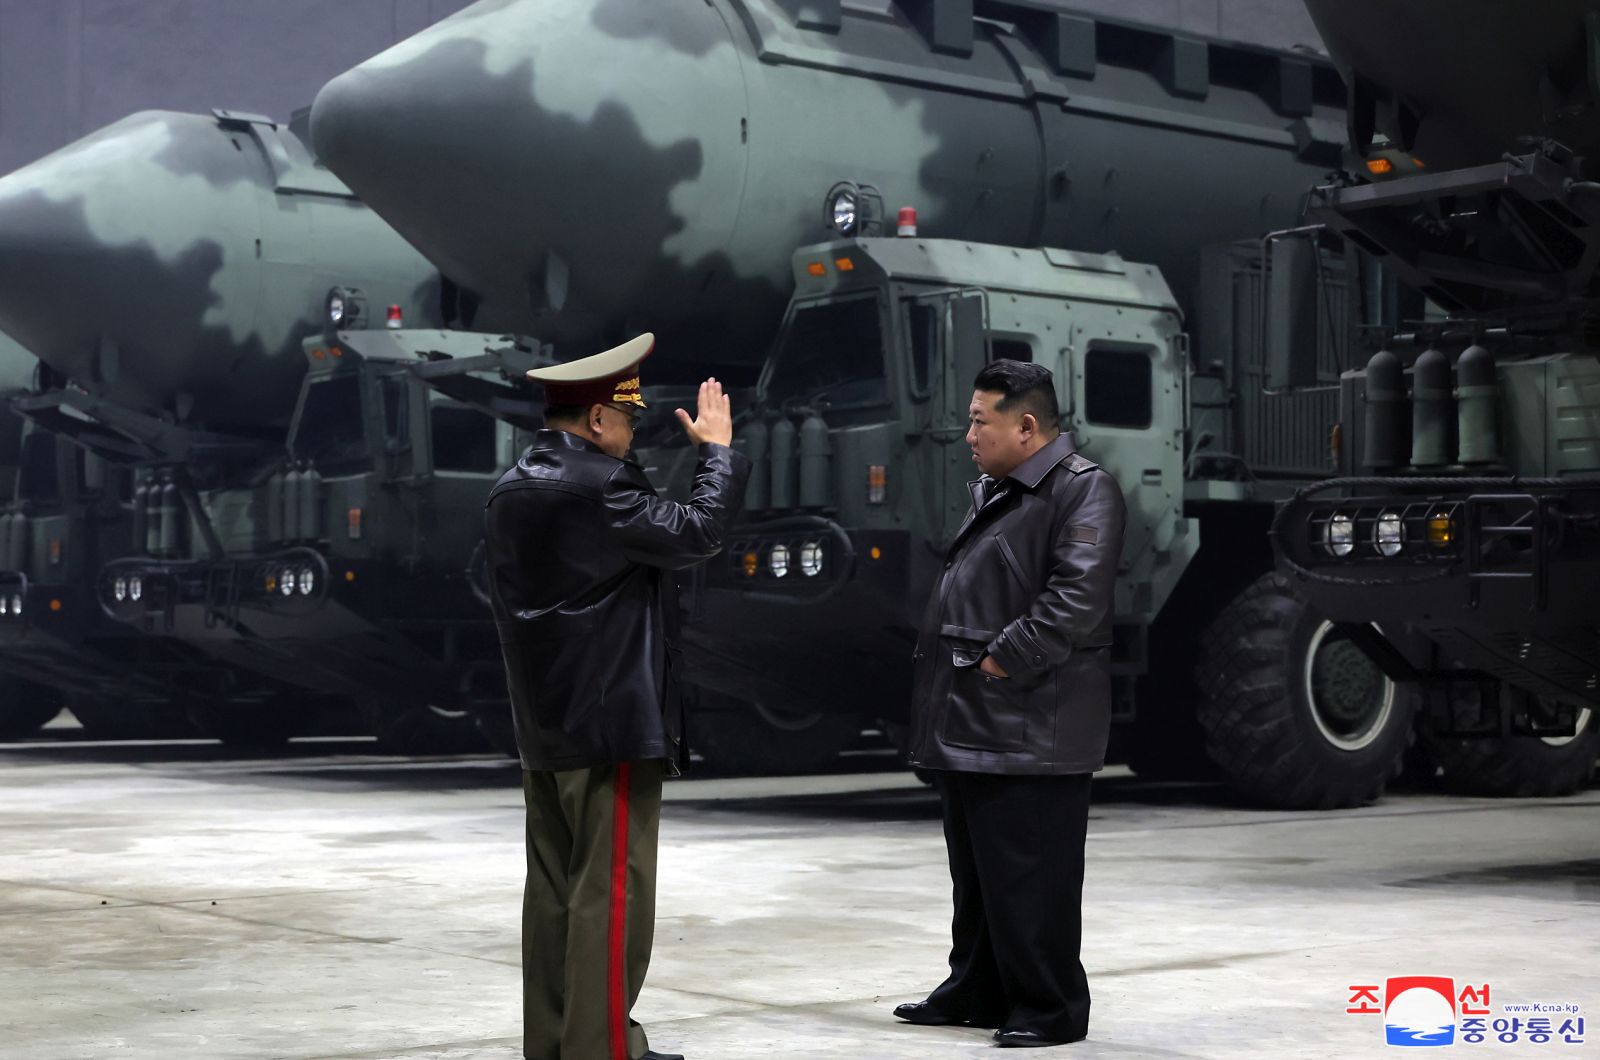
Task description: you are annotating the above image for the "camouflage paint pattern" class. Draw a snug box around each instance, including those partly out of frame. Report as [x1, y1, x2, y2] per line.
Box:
[0, 110, 444, 434]
[311, 0, 1345, 375]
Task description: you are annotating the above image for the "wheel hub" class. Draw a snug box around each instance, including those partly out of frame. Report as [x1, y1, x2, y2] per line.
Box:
[1303, 621, 1396, 752]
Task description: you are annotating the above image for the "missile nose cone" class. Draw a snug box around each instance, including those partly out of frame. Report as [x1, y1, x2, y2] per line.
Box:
[311, 0, 750, 342]
[0, 111, 258, 410]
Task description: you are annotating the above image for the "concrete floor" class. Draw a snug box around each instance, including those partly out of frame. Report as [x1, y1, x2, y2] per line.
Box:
[0, 730, 1596, 1060]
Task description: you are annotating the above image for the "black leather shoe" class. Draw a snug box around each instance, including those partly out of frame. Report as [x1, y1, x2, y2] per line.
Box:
[641, 1051, 684, 1060]
[994, 1028, 1084, 1047]
[893, 1000, 962, 1026]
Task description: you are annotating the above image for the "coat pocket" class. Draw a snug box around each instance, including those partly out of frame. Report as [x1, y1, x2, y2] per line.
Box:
[940, 642, 1027, 752]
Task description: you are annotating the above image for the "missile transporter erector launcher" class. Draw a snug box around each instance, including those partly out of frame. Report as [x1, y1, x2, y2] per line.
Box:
[308, 0, 1468, 807]
[0, 108, 526, 749]
[1264, 0, 1600, 796]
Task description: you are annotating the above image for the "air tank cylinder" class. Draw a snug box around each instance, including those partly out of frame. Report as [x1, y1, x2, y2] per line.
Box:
[145, 475, 164, 556]
[0, 512, 12, 569]
[5, 511, 23, 570]
[1409, 347, 1452, 467]
[1454, 344, 1500, 464]
[741, 420, 770, 511]
[1362, 348, 1406, 470]
[131, 474, 150, 553]
[798, 412, 832, 510]
[298, 461, 321, 542]
[769, 417, 797, 510]
[266, 467, 285, 544]
[158, 476, 181, 558]
[284, 463, 303, 544]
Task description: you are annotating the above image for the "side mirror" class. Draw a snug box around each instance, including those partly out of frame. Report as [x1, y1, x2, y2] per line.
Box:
[949, 290, 988, 373]
[1265, 232, 1322, 390]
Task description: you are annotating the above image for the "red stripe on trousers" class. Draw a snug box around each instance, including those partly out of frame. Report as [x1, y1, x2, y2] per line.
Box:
[607, 762, 633, 1060]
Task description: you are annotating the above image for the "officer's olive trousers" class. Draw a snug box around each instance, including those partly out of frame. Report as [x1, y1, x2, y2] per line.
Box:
[522, 762, 663, 1060]
[925, 770, 1093, 1042]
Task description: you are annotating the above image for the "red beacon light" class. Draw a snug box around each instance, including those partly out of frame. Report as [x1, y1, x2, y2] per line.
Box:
[386, 304, 404, 329]
[897, 206, 918, 237]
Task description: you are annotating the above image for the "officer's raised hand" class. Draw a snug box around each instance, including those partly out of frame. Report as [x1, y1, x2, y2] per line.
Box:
[675, 378, 734, 447]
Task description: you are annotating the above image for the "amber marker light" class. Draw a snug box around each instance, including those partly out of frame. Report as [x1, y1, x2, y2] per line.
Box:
[806, 261, 827, 277]
[742, 551, 759, 577]
[1412, 157, 1426, 169]
[49, 599, 61, 613]
[312, 348, 326, 360]
[834, 257, 855, 271]
[1366, 158, 1394, 176]
[1427, 513, 1454, 546]
[345, 570, 356, 583]
[870, 546, 882, 561]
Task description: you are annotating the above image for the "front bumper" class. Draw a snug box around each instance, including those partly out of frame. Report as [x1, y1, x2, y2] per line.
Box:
[1272, 476, 1600, 707]
[684, 521, 923, 715]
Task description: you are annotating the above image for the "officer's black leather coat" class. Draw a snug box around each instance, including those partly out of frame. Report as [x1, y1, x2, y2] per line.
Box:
[484, 430, 749, 773]
[908, 432, 1127, 775]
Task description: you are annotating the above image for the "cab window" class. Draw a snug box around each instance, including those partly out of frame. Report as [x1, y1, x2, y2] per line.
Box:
[1084, 344, 1153, 429]
[764, 296, 888, 408]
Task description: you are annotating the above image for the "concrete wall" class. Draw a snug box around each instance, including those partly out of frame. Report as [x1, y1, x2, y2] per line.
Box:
[0, 0, 476, 173]
[0, 0, 1325, 174]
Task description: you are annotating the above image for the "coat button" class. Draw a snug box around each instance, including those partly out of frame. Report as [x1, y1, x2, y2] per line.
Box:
[944, 561, 953, 569]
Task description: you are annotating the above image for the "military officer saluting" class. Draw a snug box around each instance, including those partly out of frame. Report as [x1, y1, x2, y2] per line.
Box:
[484, 334, 750, 1060]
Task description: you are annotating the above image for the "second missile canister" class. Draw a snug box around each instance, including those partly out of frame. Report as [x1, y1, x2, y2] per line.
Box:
[0, 110, 443, 433]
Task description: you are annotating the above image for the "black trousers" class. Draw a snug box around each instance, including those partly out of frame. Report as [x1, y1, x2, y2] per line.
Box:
[925, 770, 1093, 1041]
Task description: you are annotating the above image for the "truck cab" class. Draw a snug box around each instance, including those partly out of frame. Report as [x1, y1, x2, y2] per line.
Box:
[679, 236, 1193, 771]
[98, 331, 524, 751]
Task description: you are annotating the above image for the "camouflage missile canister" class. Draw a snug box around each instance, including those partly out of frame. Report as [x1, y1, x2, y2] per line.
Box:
[311, 0, 1345, 369]
[0, 110, 443, 433]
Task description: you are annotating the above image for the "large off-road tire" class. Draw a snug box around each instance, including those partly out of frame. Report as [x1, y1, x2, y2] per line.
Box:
[1425, 687, 1599, 797]
[0, 679, 63, 739]
[70, 700, 193, 740]
[358, 699, 488, 756]
[188, 700, 307, 750]
[1194, 572, 1414, 809]
[693, 694, 860, 775]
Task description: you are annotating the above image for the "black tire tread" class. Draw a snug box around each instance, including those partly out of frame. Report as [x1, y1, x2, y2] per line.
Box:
[1193, 572, 1410, 810]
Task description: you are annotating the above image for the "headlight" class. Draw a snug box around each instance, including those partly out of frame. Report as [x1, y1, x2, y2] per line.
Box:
[129, 576, 143, 602]
[279, 569, 295, 597]
[297, 566, 316, 596]
[325, 285, 363, 329]
[1323, 514, 1355, 557]
[829, 188, 858, 235]
[799, 540, 824, 577]
[769, 543, 790, 578]
[1375, 512, 1404, 557]
[9, 594, 20, 615]
[114, 577, 128, 603]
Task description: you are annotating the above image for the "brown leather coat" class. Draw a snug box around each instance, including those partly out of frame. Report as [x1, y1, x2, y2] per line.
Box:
[908, 433, 1126, 775]
[484, 430, 749, 772]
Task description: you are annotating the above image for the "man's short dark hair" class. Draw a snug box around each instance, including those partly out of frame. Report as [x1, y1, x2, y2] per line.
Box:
[973, 359, 1060, 430]
[542, 404, 590, 427]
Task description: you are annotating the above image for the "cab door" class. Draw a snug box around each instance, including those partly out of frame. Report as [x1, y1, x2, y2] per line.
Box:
[903, 288, 990, 549]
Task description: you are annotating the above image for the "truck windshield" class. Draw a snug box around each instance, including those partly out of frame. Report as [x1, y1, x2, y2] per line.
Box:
[291, 375, 369, 470]
[764, 296, 888, 408]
